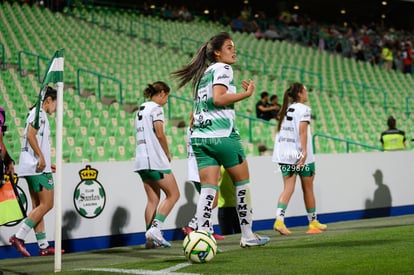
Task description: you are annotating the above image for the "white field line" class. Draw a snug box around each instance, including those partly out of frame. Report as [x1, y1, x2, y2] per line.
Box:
[78, 262, 200, 275]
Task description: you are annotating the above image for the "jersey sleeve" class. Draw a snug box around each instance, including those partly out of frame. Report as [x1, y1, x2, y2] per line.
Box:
[299, 105, 312, 123]
[213, 63, 233, 88]
[151, 105, 165, 123]
[26, 109, 37, 128]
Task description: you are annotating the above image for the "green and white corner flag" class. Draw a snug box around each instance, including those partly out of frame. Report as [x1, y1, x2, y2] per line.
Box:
[30, 49, 65, 271]
[34, 49, 64, 129]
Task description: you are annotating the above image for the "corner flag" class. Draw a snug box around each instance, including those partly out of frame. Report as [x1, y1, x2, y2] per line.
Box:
[34, 49, 64, 129]
[33, 49, 65, 271]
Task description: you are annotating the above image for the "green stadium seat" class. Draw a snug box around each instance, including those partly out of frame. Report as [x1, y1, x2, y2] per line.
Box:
[69, 146, 89, 163]
[91, 146, 112, 162]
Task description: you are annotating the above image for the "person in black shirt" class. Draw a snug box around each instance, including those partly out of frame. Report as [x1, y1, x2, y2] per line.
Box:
[269, 94, 281, 120]
[256, 91, 278, 121]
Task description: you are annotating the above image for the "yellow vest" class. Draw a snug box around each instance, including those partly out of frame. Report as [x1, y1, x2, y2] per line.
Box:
[381, 48, 393, 61]
[381, 130, 405, 151]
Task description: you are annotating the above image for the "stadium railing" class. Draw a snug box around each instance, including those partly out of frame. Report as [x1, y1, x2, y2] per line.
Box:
[76, 68, 123, 104]
[17, 50, 49, 82]
[280, 65, 323, 92]
[312, 133, 384, 154]
[340, 79, 387, 112]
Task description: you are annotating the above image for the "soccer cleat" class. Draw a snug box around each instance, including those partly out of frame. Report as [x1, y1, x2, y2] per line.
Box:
[145, 227, 171, 248]
[9, 235, 30, 257]
[240, 233, 270, 248]
[212, 233, 225, 241]
[307, 220, 327, 234]
[39, 246, 65, 256]
[273, 219, 292, 235]
[181, 226, 195, 236]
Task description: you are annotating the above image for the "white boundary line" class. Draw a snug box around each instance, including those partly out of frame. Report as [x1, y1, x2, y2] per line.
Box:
[78, 262, 200, 275]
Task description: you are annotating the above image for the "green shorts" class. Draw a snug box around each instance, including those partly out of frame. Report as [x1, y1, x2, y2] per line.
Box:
[137, 169, 171, 181]
[24, 173, 54, 192]
[279, 162, 315, 177]
[191, 131, 246, 170]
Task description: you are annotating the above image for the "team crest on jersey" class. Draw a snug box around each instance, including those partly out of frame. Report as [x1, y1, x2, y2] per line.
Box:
[73, 165, 106, 219]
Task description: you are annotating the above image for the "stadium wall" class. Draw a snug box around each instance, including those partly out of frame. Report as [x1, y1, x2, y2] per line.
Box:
[0, 151, 413, 259]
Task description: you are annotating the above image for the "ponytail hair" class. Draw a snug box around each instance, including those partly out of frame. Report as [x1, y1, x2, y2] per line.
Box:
[171, 32, 232, 97]
[277, 82, 304, 132]
[143, 81, 170, 99]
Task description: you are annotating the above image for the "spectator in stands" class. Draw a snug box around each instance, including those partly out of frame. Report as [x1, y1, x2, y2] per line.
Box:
[134, 81, 180, 248]
[160, 4, 175, 20]
[263, 24, 284, 41]
[230, 15, 247, 32]
[381, 42, 394, 71]
[178, 6, 192, 22]
[269, 94, 281, 120]
[256, 91, 278, 121]
[380, 116, 406, 151]
[272, 82, 327, 235]
[401, 42, 413, 74]
[9, 86, 62, 257]
[0, 106, 15, 183]
[254, 27, 264, 39]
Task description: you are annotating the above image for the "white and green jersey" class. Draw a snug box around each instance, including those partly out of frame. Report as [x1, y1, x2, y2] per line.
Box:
[272, 102, 315, 165]
[18, 107, 52, 176]
[192, 62, 236, 138]
[134, 101, 170, 171]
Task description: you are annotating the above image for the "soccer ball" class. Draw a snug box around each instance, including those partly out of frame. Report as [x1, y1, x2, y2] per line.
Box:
[183, 230, 217, 263]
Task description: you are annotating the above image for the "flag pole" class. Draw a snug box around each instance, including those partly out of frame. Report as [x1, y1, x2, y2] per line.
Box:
[35, 48, 64, 272]
[54, 80, 64, 272]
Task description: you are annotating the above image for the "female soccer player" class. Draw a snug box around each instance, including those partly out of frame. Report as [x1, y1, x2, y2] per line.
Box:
[134, 81, 180, 248]
[172, 32, 269, 247]
[182, 115, 224, 241]
[272, 82, 327, 235]
[10, 86, 62, 256]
